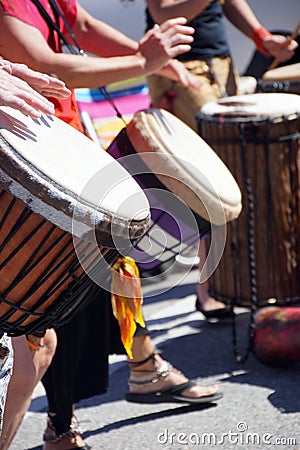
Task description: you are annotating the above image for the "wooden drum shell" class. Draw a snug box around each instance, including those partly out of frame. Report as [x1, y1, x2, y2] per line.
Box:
[197, 110, 300, 307]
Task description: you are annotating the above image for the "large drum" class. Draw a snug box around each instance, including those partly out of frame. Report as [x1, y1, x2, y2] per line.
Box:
[107, 108, 242, 273]
[257, 63, 300, 94]
[0, 106, 150, 335]
[197, 93, 300, 308]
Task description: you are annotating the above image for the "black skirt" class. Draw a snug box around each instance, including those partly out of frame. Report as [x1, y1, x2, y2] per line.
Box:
[42, 281, 124, 434]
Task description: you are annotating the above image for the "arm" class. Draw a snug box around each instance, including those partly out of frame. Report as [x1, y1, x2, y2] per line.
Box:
[0, 13, 194, 88]
[0, 59, 70, 117]
[146, 0, 213, 24]
[72, 4, 139, 56]
[223, 0, 298, 62]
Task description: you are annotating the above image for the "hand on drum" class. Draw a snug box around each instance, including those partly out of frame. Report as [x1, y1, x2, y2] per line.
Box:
[262, 34, 298, 63]
[0, 59, 71, 118]
[138, 17, 194, 74]
[157, 58, 202, 89]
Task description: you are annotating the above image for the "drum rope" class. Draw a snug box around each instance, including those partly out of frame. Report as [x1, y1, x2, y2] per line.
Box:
[30, 0, 128, 126]
[0, 243, 119, 335]
[232, 122, 258, 363]
[256, 79, 300, 95]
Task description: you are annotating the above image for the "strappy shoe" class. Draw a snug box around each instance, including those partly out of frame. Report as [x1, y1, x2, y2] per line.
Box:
[43, 416, 91, 450]
[125, 352, 223, 404]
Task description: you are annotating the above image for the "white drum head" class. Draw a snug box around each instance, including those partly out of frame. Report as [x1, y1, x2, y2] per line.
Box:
[0, 106, 150, 244]
[126, 108, 242, 225]
[262, 63, 300, 82]
[200, 93, 300, 119]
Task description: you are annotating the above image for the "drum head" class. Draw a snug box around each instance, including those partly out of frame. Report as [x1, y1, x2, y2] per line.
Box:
[262, 63, 300, 82]
[200, 93, 300, 120]
[0, 107, 150, 247]
[126, 108, 242, 225]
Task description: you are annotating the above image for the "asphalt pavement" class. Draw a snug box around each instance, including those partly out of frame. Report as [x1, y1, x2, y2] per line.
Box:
[10, 263, 300, 450]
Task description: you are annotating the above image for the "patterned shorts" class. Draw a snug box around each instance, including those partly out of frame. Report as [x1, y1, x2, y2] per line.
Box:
[0, 335, 13, 433]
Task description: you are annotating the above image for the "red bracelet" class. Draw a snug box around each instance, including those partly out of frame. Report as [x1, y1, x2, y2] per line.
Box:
[253, 27, 272, 56]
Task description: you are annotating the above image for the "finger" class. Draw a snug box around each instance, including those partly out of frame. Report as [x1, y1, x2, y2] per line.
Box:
[160, 24, 195, 41]
[0, 94, 43, 118]
[167, 30, 195, 47]
[38, 88, 71, 98]
[159, 17, 188, 33]
[168, 44, 193, 59]
[11, 87, 56, 116]
[10, 64, 70, 96]
[10, 63, 49, 87]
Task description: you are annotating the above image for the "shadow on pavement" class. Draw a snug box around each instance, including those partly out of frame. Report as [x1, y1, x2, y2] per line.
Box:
[82, 402, 217, 439]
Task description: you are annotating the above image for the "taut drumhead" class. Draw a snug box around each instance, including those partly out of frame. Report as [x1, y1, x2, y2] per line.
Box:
[262, 63, 300, 82]
[126, 108, 242, 225]
[201, 93, 300, 119]
[0, 106, 150, 245]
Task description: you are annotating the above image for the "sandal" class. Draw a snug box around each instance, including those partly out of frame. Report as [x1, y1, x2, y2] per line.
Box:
[43, 416, 91, 450]
[125, 352, 222, 405]
[195, 297, 234, 320]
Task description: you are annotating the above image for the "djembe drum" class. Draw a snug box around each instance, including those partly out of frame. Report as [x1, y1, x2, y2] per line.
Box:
[0, 106, 150, 336]
[257, 63, 300, 95]
[196, 93, 300, 308]
[107, 108, 242, 274]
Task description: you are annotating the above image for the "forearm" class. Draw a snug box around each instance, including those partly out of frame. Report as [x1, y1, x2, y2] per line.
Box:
[147, 0, 213, 24]
[222, 0, 262, 39]
[31, 53, 148, 88]
[72, 5, 139, 57]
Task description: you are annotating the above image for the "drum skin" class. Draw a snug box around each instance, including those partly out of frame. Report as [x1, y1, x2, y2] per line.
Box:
[253, 307, 300, 367]
[257, 63, 300, 95]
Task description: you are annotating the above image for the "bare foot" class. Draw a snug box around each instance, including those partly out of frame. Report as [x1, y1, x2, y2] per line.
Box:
[197, 280, 229, 312]
[196, 294, 228, 312]
[129, 353, 219, 399]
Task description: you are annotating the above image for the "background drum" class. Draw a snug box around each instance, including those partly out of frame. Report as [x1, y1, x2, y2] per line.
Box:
[257, 63, 300, 94]
[197, 93, 300, 308]
[107, 108, 242, 274]
[0, 106, 150, 335]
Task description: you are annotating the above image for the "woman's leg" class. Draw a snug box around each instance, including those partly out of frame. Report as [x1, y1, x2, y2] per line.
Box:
[0, 329, 56, 450]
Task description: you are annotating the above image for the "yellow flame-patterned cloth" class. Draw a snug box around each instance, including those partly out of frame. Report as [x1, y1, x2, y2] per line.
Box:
[111, 256, 146, 358]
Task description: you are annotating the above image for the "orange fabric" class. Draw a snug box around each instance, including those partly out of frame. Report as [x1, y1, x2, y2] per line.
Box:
[111, 257, 145, 358]
[50, 90, 85, 133]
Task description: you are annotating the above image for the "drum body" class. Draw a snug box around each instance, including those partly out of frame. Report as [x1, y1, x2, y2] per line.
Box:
[257, 63, 300, 94]
[0, 107, 150, 335]
[197, 93, 300, 308]
[107, 108, 242, 272]
[253, 307, 300, 367]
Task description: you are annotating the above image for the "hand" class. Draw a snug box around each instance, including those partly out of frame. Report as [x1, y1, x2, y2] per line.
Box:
[262, 34, 298, 63]
[157, 59, 202, 89]
[0, 60, 71, 118]
[1, 60, 71, 99]
[138, 17, 194, 74]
